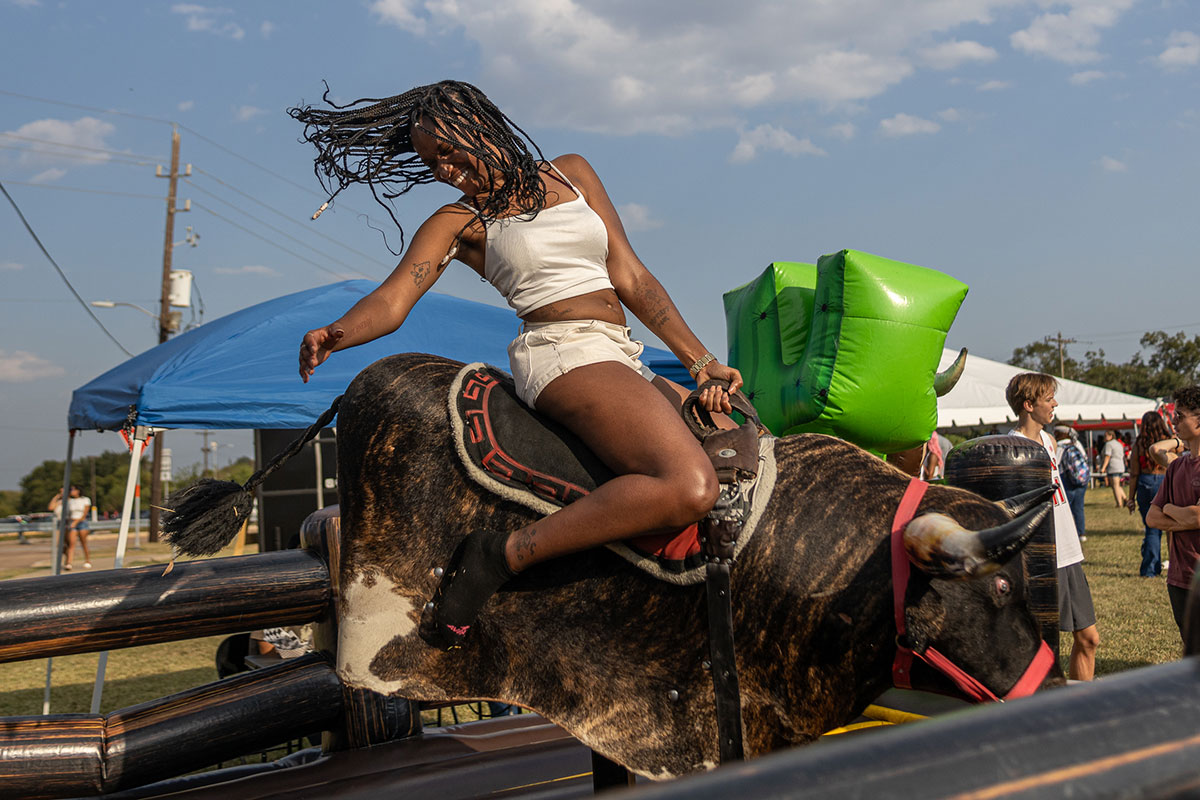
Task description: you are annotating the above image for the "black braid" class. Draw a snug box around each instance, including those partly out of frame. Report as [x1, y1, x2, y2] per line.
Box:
[288, 80, 547, 255]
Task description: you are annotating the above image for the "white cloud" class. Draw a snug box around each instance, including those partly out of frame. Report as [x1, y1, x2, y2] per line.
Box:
[920, 39, 998, 70]
[0, 261, 24, 271]
[366, 1, 1027, 136]
[171, 3, 245, 40]
[730, 124, 826, 163]
[1, 117, 117, 174]
[215, 264, 281, 276]
[1069, 70, 1107, 84]
[977, 80, 1012, 91]
[937, 108, 962, 122]
[1010, 0, 1135, 65]
[828, 122, 857, 140]
[1156, 31, 1200, 71]
[234, 105, 266, 122]
[11, 0, 40, 7]
[1097, 155, 1127, 172]
[879, 113, 940, 136]
[178, 100, 195, 112]
[0, 350, 65, 383]
[30, 167, 66, 183]
[617, 203, 663, 232]
[261, 21, 275, 38]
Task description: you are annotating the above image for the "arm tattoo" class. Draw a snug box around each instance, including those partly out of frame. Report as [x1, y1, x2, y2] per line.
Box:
[512, 527, 538, 564]
[636, 282, 671, 329]
[410, 260, 431, 288]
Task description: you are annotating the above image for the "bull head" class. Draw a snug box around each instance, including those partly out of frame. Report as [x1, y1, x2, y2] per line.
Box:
[902, 501, 1051, 579]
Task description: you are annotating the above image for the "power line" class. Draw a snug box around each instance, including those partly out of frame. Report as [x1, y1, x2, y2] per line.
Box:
[0, 179, 135, 357]
[3, 88, 395, 234]
[0, 131, 163, 161]
[189, 166, 391, 269]
[183, 178, 378, 277]
[0, 179, 162, 200]
[0, 88, 175, 126]
[0, 142, 155, 167]
[191, 201, 359, 281]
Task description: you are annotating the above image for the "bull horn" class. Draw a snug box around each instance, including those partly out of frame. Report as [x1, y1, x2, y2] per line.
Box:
[934, 348, 967, 397]
[997, 485, 1057, 518]
[903, 502, 1052, 579]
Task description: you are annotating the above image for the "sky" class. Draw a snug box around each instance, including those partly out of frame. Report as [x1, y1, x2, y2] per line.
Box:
[1, 0, 1198, 491]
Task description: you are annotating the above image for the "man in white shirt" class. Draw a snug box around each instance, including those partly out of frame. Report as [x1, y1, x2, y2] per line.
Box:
[1006, 373, 1099, 680]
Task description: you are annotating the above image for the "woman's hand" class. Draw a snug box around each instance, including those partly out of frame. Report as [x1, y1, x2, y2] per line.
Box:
[1126, 494, 1137, 513]
[299, 326, 344, 383]
[696, 362, 744, 415]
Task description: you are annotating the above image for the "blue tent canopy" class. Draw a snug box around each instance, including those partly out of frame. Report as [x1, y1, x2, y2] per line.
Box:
[68, 280, 691, 431]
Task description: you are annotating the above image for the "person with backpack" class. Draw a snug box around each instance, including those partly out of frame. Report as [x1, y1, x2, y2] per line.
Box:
[1055, 425, 1089, 544]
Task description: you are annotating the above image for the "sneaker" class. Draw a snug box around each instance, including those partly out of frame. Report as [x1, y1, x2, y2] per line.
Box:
[1079, 536, 1087, 542]
[83, 562, 92, 569]
[63, 564, 72, 571]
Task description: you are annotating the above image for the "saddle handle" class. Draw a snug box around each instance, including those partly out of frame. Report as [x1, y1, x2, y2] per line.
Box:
[681, 379, 765, 439]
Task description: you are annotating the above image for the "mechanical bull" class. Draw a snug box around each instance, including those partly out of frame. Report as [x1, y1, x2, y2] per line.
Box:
[166, 353, 1063, 780]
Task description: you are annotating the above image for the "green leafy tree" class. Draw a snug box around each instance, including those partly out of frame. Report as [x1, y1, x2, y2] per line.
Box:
[18, 452, 152, 516]
[0, 490, 19, 517]
[1010, 330, 1200, 400]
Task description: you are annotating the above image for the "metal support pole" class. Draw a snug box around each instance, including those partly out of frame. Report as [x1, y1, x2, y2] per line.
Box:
[44, 430, 75, 715]
[91, 429, 148, 714]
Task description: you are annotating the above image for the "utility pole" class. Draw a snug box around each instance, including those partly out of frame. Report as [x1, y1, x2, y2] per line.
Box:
[1044, 330, 1077, 379]
[150, 127, 188, 542]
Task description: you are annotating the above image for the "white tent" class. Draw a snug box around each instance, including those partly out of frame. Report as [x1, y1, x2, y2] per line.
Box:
[936, 347, 1157, 429]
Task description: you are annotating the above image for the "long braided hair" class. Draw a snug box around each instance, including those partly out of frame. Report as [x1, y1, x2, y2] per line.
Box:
[288, 80, 547, 254]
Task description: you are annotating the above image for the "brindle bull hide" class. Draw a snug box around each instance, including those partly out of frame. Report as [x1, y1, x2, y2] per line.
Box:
[332, 353, 1063, 779]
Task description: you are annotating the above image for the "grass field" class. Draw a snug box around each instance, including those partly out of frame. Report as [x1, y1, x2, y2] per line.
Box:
[0, 484, 1185, 719]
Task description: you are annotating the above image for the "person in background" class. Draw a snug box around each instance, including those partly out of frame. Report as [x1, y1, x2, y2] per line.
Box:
[1006, 373, 1099, 680]
[1054, 425, 1088, 544]
[1100, 429, 1128, 508]
[49, 486, 92, 571]
[1146, 387, 1200, 644]
[1127, 411, 1173, 577]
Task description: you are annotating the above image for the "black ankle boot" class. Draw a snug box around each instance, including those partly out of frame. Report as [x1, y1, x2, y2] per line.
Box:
[419, 529, 515, 650]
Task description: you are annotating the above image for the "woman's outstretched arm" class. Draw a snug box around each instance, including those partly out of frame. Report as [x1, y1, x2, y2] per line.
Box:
[299, 205, 478, 382]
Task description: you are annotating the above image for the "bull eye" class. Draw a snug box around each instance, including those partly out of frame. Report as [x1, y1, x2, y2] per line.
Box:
[994, 576, 1011, 596]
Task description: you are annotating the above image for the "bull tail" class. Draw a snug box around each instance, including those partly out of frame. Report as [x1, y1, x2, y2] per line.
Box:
[162, 396, 342, 557]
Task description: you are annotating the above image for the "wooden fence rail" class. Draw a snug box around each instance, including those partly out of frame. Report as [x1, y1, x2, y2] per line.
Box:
[0, 551, 329, 663]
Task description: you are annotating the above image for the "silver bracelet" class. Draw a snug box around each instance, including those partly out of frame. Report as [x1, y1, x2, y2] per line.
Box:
[689, 352, 716, 377]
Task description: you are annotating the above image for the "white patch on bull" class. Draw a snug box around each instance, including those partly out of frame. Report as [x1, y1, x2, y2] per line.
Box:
[337, 570, 417, 694]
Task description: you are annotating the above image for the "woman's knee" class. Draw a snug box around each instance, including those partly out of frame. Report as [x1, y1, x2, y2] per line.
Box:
[665, 462, 720, 524]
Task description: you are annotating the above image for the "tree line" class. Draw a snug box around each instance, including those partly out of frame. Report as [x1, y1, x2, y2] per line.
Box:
[3, 452, 254, 517]
[1009, 329, 1200, 399]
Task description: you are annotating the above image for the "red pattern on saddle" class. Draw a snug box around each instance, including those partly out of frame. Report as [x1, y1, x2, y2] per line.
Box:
[459, 367, 701, 564]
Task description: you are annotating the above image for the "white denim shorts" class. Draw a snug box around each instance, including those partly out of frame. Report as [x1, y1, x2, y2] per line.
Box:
[508, 319, 656, 406]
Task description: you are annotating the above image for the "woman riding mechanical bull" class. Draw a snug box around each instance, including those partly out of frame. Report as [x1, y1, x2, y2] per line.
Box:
[288, 79, 744, 651]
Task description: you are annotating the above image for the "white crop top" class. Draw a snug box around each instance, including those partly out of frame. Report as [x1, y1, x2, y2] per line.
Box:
[458, 163, 613, 316]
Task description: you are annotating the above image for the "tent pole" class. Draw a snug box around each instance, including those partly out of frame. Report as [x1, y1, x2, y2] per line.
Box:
[314, 432, 325, 511]
[43, 430, 76, 715]
[90, 427, 148, 714]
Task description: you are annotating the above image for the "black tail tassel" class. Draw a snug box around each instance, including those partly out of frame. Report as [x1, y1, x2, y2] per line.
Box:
[162, 396, 342, 557]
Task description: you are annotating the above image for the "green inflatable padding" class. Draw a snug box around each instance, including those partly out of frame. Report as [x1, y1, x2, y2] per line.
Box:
[723, 250, 968, 452]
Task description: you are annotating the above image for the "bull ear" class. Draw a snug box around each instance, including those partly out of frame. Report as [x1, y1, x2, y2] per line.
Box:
[904, 503, 1051, 579]
[934, 348, 967, 397]
[997, 485, 1057, 518]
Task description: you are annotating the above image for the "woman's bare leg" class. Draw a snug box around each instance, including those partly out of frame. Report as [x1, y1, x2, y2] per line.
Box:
[421, 362, 719, 648]
[505, 362, 720, 569]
